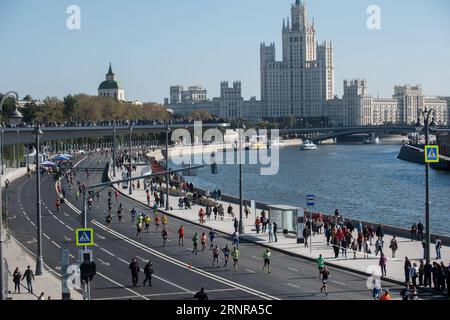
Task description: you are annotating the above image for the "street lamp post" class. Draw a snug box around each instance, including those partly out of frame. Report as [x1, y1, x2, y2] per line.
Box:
[128, 122, 132, 195]
[416, 108, 436, 261]
[112, 126, 116, 178]
[165, 126, 170, 211]
[0, 91, 22, 300]
[238, 120, 246, 235]
[34, 124, 44, 276]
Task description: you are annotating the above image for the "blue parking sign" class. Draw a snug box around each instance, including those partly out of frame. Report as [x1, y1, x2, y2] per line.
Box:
[307, 194, 315, 206]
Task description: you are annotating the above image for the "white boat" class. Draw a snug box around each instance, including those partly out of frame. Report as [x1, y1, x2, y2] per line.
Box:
[301, 140, 317, 150]
[363, 136, 380, 144]
[268, 139, 284, 148]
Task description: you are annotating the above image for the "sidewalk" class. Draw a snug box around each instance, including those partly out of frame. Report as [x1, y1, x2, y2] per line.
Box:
[1, 166, 82, 300]
[109, 165, 449, 289]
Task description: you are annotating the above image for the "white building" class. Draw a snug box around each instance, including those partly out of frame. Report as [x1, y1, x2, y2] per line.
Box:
[327, 80, 448, 126]
[98, 63, 125, 101]
[166, 81, 263, 121]
[260, 0, 334, 121]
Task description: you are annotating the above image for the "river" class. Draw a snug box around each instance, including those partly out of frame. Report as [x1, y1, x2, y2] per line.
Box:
[170, 144, 450, 235]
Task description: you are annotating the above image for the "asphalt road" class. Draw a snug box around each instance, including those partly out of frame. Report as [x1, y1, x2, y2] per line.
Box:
[6, 153, 421, 300]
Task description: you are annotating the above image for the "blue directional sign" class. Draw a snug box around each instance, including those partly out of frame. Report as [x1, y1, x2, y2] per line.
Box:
[307, 194, 315, 206]
[75, 228, 94, 246]
[424, 145, 439, 163]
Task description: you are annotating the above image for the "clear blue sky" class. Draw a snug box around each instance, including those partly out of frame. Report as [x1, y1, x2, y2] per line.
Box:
[1, 0, 449, 103]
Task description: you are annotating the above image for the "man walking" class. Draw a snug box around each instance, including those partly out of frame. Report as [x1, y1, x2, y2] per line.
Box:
[143, 261, 154, 287]
[129, 258, 141, 286]
[273, 222, 278, 242]
[22, 265, 35, 294]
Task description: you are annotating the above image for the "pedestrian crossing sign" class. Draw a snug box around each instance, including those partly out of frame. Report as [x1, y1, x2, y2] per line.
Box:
[75, 228, 94, 246]
[424, 145, 439, 163]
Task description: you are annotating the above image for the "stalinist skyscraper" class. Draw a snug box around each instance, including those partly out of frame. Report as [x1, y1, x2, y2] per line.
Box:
[260, 0, 334, 121]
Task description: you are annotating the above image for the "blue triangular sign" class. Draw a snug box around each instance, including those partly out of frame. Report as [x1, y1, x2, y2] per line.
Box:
[79, 231, 90, 243]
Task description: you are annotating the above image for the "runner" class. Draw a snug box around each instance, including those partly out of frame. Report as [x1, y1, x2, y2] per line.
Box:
[320, 267, 331, 296]
[55, 199, 61, 212]
[317, 254, 325, 279]
[231, 246, 240, 271]
[192, 232, 199, 255]
[178, 225, 185, 246]
[144, 215, 151, 232]
[115, 190, 119, 202]
[106, 214, 112, 229]
[200, 232, 207, 251]
[117, 208, 123, 223]
[222, 244, 230, 269]
[209, 229, 216, 249]
[262, 248, 272, 273]
[136, 220, 143, 239]
[161, 214, 168, 227]
[161, 227, 168, 247]
[212, 245, 220, 267]
[130, 208, 136, 224]
[154, 214, 160, 232]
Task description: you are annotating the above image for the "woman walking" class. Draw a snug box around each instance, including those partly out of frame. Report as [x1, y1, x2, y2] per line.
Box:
[389, 236, 398, 258]
[13, 267, 22, 293]
[379, 253, 387, 277]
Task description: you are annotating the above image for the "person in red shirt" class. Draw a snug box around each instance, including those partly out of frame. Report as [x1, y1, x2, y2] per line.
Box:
[178, 226, 185, 246]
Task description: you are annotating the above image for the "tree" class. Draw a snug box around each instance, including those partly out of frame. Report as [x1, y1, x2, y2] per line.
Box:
[63, 95, 78, 120]
[190, 109, 212, 121]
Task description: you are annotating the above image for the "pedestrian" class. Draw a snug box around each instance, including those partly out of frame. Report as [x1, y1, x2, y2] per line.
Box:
[317, 254, 325, 279]
[372, 280, 382, 300]
[320, 267, 330, 296]
[333, 239, 340, 258]
[154, 214, 160, 232]
[262, 249, 271, 274]
[341, 237, 347, 257]
[178, 225, 185, 246]
[400, 283, 411, 300]
[435, 236, 442, 260]
[268, 222, 274, 243]
[410, 263, 419, 288]
[375, 237, 384, 256]
[13, 267, 22, 293]
[389, 236, 398, 258]
[376, 224, 384, 240]
[192, 232, 199, 255]
[410, 223, 417, 241]
[325, 227, 332, 246]
[222, 245, 230, 269]
[364, 237, 371, 259]
[194, 288, 209, 300]
[424, 259, 432, 288]
[417, 220, 424, 241]
[231, 246, 240, 271]
[22, 265, 35, 294]
[303, 226, 311, 248]
[273, 222, 278, 242]
[244, 204, 250, 219]
[233, 217, 239, 233]
[213, 205, 218, 220]
[255, 217, 261, 234]
[143, 261, 154, 287]
[135, 220, 143, 239]
[418, 259, 425, 286]
[379, 252, 387, 276]
[379, 289, 391, 300]
[404, 257, 412, 284]
[351, 239, 358, 259]
[144, 215, 151, 232]
[129, 258, 140, 286]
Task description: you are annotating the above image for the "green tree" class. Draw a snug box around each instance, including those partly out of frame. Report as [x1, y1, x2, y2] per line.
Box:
[63, 95, 77, 120]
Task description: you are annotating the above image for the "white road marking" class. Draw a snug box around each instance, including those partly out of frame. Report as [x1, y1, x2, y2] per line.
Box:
[331, 280, 347, 286]
[117, 258, 128, 264]
[153, 275, 193, 293]
[26, 238, 37, 244]
[43, 233, 51, 240]
[288, 267, 299, 272]
[51, 240, 61, 249]
[64, 212, 69, 217]
[97, 234, 106, 240]
[287, 283, 300, 289]
[100, 248, 115, 256]
[95, 288, 240, 300]
[97, 258, 111, 266]
[245, 269, 256, 274]
[252, 256, 262, 261]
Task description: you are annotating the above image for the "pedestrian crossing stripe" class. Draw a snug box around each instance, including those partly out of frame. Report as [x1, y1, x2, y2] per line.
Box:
[424, 145, 439, 163]
[75, 228, 94, 246]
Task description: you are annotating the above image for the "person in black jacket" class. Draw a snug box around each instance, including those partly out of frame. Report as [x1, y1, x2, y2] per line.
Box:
[375, 224, 384, 240]
[143, 261, 154, 287]
[129, 258, 140, 286]
[273, 222, 278, 242]
[22, 265, 35, 294]
[194, 288, 209, 300]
